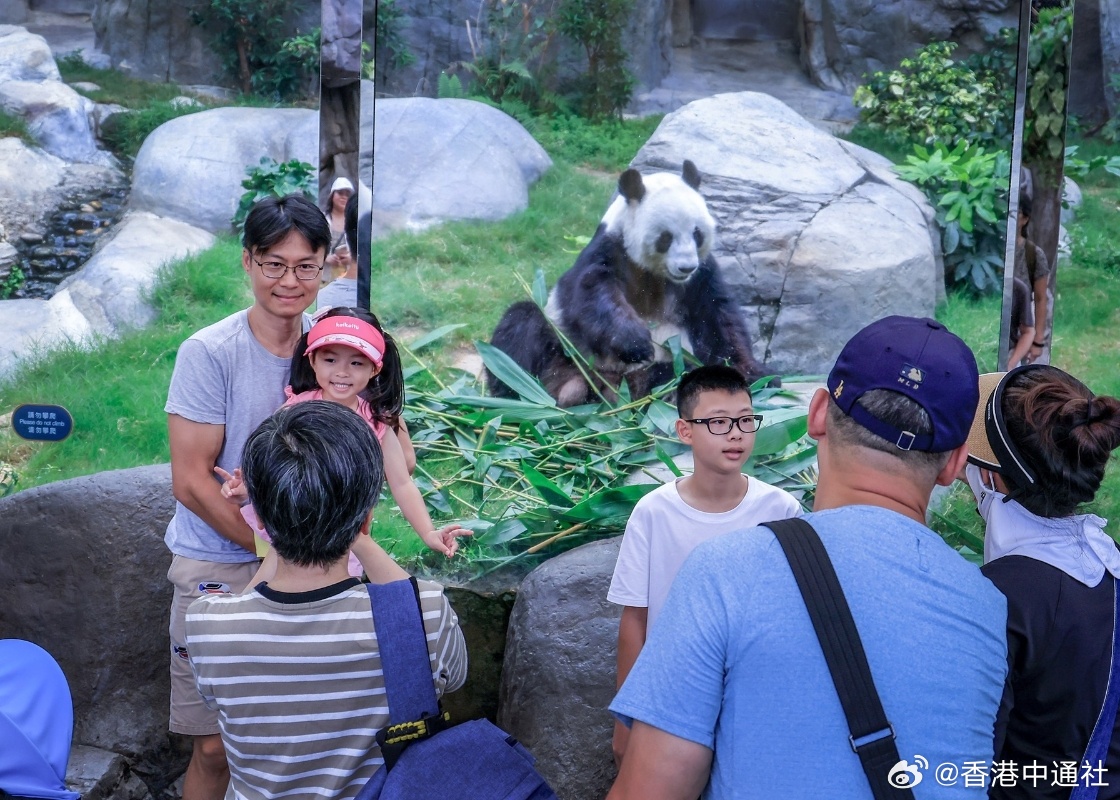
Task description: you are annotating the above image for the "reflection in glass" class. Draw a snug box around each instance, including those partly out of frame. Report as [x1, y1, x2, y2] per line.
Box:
[1002, 0, 1075, 368]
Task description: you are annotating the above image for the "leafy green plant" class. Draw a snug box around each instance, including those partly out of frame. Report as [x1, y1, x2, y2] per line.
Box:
[375, 0, 416, 71]
[231, 157, 315, 231]
[0, 265, 25, 300]
[1024, 5, 1073, 168]
[189, 0, 310, 99]
[853, 40, 1011, 149]
[553, 0, 635, 119]
[895, 141, 1010, 294]
[437, 72, 466, 99]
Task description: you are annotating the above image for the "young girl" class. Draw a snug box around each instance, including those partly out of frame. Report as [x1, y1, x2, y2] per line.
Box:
[965, 364, 1120, 799]
[218, 307, 469, 581]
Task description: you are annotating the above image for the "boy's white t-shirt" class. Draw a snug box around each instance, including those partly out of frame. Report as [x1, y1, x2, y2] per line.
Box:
[608, 477, 803, 632]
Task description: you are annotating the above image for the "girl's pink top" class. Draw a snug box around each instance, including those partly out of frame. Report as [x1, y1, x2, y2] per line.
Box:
[242, 387, 390, 578]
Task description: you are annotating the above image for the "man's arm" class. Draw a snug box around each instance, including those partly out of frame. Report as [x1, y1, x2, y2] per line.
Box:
[1030, 271, 1049, 361]
[607, 721, 712, 800]
[168, 414, 255, 552]
[613, 606, 648, 765]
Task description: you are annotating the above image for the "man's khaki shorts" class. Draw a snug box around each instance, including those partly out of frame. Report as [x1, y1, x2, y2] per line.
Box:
[168, 554, 258, 736]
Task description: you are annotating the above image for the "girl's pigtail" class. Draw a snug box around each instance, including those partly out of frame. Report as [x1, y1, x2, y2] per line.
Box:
[365, 328, 405, 428]
[288, 331, 316, 393]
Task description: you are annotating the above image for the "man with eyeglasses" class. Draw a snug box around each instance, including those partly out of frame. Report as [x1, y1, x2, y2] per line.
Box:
[607, 317, 1007, 800]
[607, 364, 802, 767]
[163, 194, 331, 800]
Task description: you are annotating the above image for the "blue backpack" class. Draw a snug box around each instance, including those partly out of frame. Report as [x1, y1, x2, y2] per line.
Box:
[355, 580, 558, 800]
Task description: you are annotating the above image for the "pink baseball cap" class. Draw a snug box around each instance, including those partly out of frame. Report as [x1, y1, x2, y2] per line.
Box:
[305, 316, 385, 366]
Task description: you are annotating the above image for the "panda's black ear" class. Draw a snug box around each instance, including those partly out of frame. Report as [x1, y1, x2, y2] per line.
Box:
[619, 169, 645, 203]
[682, 160, 701, 190]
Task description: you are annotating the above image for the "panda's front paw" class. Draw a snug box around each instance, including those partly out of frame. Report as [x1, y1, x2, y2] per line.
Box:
[613, 332, 655, 364]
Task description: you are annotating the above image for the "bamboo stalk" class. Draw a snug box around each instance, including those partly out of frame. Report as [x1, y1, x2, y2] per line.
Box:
[525, 522, 588, 554]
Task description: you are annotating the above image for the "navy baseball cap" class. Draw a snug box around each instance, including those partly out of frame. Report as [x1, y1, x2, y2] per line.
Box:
[826, 316, 979, 452]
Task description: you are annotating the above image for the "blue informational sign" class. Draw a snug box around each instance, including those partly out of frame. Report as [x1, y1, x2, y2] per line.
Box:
[12, 404, 73, 442]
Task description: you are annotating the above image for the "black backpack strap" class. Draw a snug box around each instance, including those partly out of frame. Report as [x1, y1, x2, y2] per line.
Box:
[762, 518, 913, 800]
[366, 579, 450, 770]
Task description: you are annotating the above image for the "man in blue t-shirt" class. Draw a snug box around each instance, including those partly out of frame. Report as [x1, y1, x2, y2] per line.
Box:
[608, 316, 1008, 800]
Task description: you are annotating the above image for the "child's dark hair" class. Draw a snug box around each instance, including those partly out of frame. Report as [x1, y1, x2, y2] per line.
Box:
[289, 307, 405, 428]
[676, 365, 752, 418]
[1002, 366, 1120, 517]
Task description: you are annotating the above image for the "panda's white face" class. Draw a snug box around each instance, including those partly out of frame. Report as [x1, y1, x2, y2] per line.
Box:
[603, 171, 716, 284]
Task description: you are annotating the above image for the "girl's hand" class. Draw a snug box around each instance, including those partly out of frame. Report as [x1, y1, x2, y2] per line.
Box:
[214, 466, 249, 505]
[420, 524, 473, 558]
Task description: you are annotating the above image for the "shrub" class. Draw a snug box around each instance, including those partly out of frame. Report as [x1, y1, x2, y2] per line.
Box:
[375, 0, 416, 71]
[189, 0, 313, 99]
[0, 265, 25, 300]
[853, 40, 1011, 149]
[1024, 5, 1073, 170]
[895, 141, 1010, 294]
[554, 0, 635, 119]
[450, 0, 560, 112]
[231, 157, 316, 231]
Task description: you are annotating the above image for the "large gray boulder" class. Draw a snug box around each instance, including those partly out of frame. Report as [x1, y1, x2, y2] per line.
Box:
[0, 27, 112, 167]
[362, 92, 552, 233]
[0, 293, 91, 378]
[631, 92, 942, 376]
[131, 107, 317, 233]
[0, 79, 111, 166]
[0, 465, 177, 759]
[57, 211, 214, 334]
[0, 213, 212, 378]
[798, 0, 1020, 91]
[498, 538, 621, 800]
[0, 24, 59, 82]
[0, 136, 67, 235]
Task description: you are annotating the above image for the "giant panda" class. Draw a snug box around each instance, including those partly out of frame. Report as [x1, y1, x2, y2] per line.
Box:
[487, 160, 767, 406]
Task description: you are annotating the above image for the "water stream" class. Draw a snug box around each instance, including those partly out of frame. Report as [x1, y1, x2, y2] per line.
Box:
[10, 177, 129, 300]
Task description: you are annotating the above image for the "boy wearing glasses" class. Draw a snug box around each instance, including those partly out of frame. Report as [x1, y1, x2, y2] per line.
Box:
[163, 194, 331, 800]
[607, 365, 802, 766]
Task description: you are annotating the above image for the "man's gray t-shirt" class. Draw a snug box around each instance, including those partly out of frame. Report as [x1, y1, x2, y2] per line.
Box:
[316, 277, 358, 311]
[164, 309, 299, 562]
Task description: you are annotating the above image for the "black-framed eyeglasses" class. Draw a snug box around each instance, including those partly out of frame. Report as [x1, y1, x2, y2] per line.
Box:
[252, 256, 323, 282]
[684, 415, 764, 435]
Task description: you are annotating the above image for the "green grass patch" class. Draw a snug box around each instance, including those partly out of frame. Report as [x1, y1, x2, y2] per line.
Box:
[936, 289, 1003, 374]
[0, 238, 250, 490]
[57, 52, 186, 107]
[0, 108, 33, 145]
[840, 122, 917, 165]
[527, 114, 664, 173]
[99, 100, 210, 159]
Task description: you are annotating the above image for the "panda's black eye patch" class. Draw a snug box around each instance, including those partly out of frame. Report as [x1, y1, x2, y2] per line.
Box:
[693, 228, 704, 247]
[655, 231, 673, 253]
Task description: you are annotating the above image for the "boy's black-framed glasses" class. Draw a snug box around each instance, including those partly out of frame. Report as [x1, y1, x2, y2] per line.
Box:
[684, 415, 764, 435]
[252, 256, 323, 282]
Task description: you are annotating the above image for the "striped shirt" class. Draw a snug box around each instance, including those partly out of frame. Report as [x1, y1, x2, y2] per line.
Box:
[184, 578, 467, 800]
